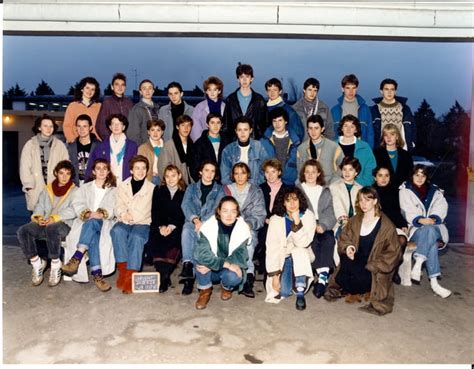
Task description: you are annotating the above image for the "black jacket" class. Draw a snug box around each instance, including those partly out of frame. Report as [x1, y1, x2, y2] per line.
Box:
[223, 88, 268, 140]
[259, 182, 289, 218]
[189, 130, 230, 183]
[373, 146, 414, 189]
[66, 136, 99, 186]
[373, 183, 407, 229]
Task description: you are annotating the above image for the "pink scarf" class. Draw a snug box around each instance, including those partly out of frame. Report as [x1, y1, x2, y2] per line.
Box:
[268, 179, 282, 213]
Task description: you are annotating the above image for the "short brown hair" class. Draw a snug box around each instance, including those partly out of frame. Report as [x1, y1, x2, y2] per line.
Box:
[231, 162, 251, 182]
[339, 156, 361, 174]
[147, 119, 166, 131]
[215, 196, 241, 219]
[262, 159, 282, 173]
[161, 164, 187, 191]
[355, 186, 381, 217]
[299, 159, 326, 186]
[337, 115, 361, 138]
[203, 76, 224, 99]
[176, 115, 193, 127]
[129, 155, 149, 172]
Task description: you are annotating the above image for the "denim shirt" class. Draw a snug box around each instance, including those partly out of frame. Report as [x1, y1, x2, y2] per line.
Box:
[181, 180, 224, 223]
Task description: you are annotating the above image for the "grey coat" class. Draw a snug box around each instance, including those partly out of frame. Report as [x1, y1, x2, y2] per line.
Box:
[158, 101, 194, 142]
[296, 183, 336, 232]
[127, 100, 160, 145]
[292, 97, 335, 140]
[33, 184, 77, 227]
[157, 139, 194, 185]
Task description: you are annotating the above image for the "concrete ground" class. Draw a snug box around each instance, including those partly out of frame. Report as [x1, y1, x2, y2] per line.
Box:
[2, 244, 473, 365]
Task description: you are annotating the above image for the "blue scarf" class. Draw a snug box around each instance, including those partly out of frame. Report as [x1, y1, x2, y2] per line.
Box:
[207, 97, 222, 114]
[153, 146, 161, 157]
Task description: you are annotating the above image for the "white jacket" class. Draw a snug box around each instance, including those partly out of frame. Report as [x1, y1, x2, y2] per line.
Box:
[329, 179, 362, 226]
[399, 182, 449, 243]
[20, 136, 69, 211]
[265, 210, 316, 302]
[64, 182, 117, 282]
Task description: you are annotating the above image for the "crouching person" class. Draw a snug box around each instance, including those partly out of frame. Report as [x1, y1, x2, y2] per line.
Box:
[194, 196, 251, 310]
[62, 159, 117, 291]
[265, 187, 317, 311]
[324, 187, 401, 316]
[17, 160, 77, 287]
[111, 155, 155, 294]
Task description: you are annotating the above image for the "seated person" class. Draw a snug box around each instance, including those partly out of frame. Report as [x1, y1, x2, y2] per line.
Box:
[265, 187, 317, 311]
[399, 165, 451, 298]
[17, 160, 77, 287]
[324, 187, 401, 316]
[62, 159, 117, 291]
[193, 196, 252, 310]
[110, 155, 155, 294]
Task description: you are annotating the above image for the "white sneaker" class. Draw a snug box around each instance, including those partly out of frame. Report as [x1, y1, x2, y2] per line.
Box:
[31, 259, 47, 286]
[48, 262, 62, 287]
[431, 280, 452, 298]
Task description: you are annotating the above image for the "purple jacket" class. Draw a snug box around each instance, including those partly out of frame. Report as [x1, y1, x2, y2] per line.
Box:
[96, 94, 134, 141]
[190, 99, 226, 142]
[85, 137, 138, 181]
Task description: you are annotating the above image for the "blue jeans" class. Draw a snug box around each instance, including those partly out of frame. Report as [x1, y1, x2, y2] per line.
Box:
[111, 222, 150, 270]
[280, 256, 306, 298]
[411, 225, 442, 278]
[181, 222, 199, 263]
[77, 219, 103, 271]
[195, 267, 242, 290]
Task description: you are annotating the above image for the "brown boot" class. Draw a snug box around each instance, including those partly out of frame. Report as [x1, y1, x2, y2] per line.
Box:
[221, 287, 233, 301]
[345, 294, 362, 303]
[116, 262, 127, 290]
[363, 292, 371, 302]
[122, 269, 136, 294]
[195, 288, 213, 310]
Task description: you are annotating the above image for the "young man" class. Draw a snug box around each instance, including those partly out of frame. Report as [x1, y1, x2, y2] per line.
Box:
[159, 82, 194, 142]
[67, 114, 99, 186]
[292, 77, 335, 140]
[296, 114, 343, 185]
[189, 113, 230, 182]
[220, 116, 270, 186]
[17, 160, 76, 287]
[158, 115, 194, 185]
[128, 79, 160, 145]
[96, 73, 134, 141]
[137, 119, 166, 185]
[370, 78, 416, 152]
[222, 64, 267, 140]
[331, 74, 374, 148]
[265, 78, 305, 142]
[260, 107, 301, 186]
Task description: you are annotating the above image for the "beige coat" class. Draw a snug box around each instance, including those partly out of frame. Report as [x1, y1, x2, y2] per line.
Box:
[265, 210, 316, 302]
[157, 139, 193, 185]
[114, 177, 154, 225]
[20, 136, 69, 211]
[137, 141, 157, 182]
[329, 179, 362, 226]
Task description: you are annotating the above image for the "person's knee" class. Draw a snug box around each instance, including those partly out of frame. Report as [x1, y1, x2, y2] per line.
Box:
[222, 268, 241, 286]
[111, 223, 128, 238]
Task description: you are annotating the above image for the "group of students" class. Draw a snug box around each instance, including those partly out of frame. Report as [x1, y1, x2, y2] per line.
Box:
[17, 64, 451, 315]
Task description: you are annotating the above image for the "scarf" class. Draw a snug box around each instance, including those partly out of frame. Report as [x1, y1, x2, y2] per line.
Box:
[207, 97, 223, 114]
[267, 96, 283, 107]
[110, 134, 127, 179]
[302, 97, 319, 117]
[268, 179, 282, 212]
[51, 179, 74, 197]
[142, 99, 159, 120]
[171, 101, 185, 126]
[37, 134, 54, 182]
[413, 183, 428, 202]
[172, 130, 193, 165]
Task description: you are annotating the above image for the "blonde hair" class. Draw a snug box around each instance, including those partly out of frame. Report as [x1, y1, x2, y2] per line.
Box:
[381, 123, 405, 149]
[355, 186, 382, 217]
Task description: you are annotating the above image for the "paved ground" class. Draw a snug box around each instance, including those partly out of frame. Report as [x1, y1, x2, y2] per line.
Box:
[2, 244, 473, 364]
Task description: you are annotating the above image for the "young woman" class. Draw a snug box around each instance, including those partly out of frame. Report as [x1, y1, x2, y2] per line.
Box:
[325, 187, 401, 316]
[296, 159, 337, 298]
[63, 76, 101, 143]
[17, 160, 76, 287]
[265, 187, 316, 310]
[329, 156, 363, 237]
[372, 166, 409, 285]
[86, 113, 138, 182]
[223, 163, 266, 298]
[255, 159, 287, 276]
[399, 165, 451, 298]
[20, 114, 69, 211]
[179, 161, 224, 295]
[147, 164, 186, 293]
[62, 159, 117, 291]
[193, 196, 251, 310]
[337, 114, 376, 186]
[190, 76, 226, 142]
[137, 119, 165, 185]
[373, 123, 414, 189]
[110, 155, 155, 294]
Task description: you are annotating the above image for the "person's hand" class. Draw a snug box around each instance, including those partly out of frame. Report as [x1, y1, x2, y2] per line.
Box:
[291, 211, 301, 224]
[226, 263, 242, 278]
[346, 246, 356, 260]
[272, 275, 281, 292]
[265, 218, 270, 225]
[194, 219, 202, 233]
[38, 217, 48, 226]
[419, 217, 435, 225]
[121, 212, 134, 224]
[196, 264, 210, 274]
[159, 226, 168, 236]
[401, 227, 408, 234]
[89, 211, 104, 220]
[316, 225, 325, 234]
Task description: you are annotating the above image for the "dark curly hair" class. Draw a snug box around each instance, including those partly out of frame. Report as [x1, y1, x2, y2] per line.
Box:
[272, 186, 308, 217]
[337, 114, 361, 138]
[74, 76, 100, 102]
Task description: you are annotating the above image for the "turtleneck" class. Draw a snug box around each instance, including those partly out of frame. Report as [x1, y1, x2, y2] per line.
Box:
[267, 96, 283, 107]
[167, 184, 178, 199]
[131, 178, 145, 195]
[218, 218, 236, 235]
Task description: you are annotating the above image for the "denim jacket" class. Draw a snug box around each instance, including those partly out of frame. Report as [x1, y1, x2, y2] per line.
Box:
[181, 180, 224, 223]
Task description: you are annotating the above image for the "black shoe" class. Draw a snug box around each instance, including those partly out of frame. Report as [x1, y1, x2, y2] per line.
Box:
[179, 261, 194, 279]
[240, 273, 255, 298]
[182, 279, 194, 295]
[159, 277, 171, 293]
[392, 273, 401, 285]
[296, 295, 306, 310]
[312, 282, 327, 299]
